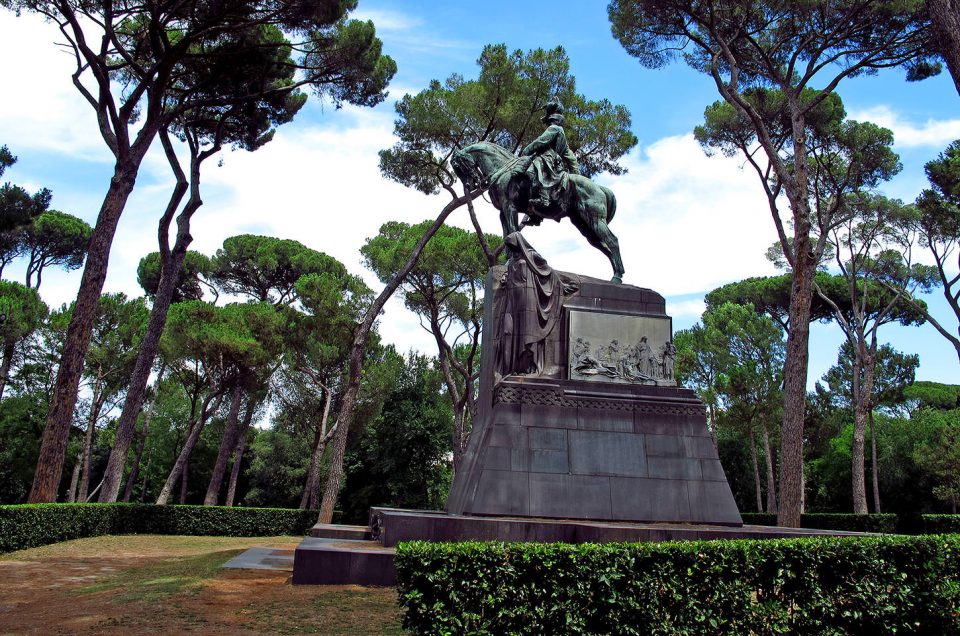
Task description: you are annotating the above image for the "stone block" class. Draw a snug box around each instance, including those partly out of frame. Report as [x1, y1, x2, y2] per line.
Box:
[482, 446, 512, 471]
[610, 477, 692, 522]
[528, 427, 567, 450]
[530, 449, 570, 473]
[683, 435, 719, 459]
[700, 459, 727, 481]
[491, 403, 521, 426]
[645, 434, 685, 457]
[469, 470, 529, 516]
[686, 481, 743, 524]
[529, 473, 612, 519]
[648, 456, 702, 480]
[569, 430, 646, 477]
[521, 404, 577, 429]
[488, 425, 526, 449]
[578, 406, 634, 432]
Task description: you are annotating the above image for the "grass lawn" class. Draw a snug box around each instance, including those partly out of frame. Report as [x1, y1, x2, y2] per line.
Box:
[0, 535, 403, 635]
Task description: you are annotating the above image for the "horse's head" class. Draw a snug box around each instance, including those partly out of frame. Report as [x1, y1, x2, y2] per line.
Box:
[451, 147, 482, 191]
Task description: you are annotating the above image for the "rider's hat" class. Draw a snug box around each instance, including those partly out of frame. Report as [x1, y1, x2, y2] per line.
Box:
[542, 99, 565, 124]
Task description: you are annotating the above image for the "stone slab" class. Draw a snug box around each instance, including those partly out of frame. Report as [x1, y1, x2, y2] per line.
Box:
[292, 537, 395, 586]
[309, 523, 370, 540]
[371, 507, 875, 549]
[223, 547, 294, 571]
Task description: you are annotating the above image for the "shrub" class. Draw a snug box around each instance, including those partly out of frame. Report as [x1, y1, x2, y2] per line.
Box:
[395, 536, 960, 635]
[922, 515, 960, 535]
[740, 512, 898, 533]
[0, 503, 324, 553]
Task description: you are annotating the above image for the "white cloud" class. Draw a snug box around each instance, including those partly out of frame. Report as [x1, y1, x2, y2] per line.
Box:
[512, 134, 779, 297]
[848, 105, 960, 148]
[351, 8, 423, 31]
[666, 298, 706, 318]
[0, 13, 119, 163]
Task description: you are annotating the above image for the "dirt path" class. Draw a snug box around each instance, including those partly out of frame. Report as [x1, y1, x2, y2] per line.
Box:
[0, 535, 403, 635]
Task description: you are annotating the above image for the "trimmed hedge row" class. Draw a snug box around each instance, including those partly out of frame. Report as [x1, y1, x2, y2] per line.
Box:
[920, 515, 960, 535]
[0, 503, 325, 553]
[741, 512, 960, 535]
[395, 536, 960, 635]
[740, 512, 899, 533]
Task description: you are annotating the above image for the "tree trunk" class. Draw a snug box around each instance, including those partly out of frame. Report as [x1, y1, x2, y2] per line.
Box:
[927, 0, 960, 97]
[749, 429, 763, 512]
[122, 407, 155, 502]
[224, 434, 248, 508]
[76, 385, 105, 504]
[300, 386, 333, 510]
[318, 189, 480, 524]
[155, 390, 223, 505]
[138, 448, 153, 502]
[762, 424, 778, 515]
[99, 134, 205, 503]
[0, 342, 15, 401]
[178, 458, 189, 504]
[66, 449, 82, 503]
[224, 398, 256, 507]
[778, 250, 814, 527]
[870, 410, 881, 513]
[203, 384, 245, 506]
[29, 168, 141, 502]
[851, 351, 876, 515]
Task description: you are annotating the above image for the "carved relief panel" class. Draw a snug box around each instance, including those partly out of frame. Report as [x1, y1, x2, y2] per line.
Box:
[567, 309, 675, 386]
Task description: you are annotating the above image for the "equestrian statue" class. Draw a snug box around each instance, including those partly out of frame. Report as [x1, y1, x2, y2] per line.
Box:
[451, 99, 625, 283]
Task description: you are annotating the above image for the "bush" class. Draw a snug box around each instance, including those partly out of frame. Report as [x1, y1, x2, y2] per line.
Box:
[0, 503, 325, 553]
[922, 515, 960, 535]
[395, 536, 960, 635]
[740, 512, 898, 534]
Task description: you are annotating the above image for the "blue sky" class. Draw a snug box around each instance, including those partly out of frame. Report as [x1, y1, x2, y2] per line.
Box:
[1, 1, 959, 387]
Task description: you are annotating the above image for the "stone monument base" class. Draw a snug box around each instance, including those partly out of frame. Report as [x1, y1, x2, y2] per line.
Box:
[291, 509, 874, 585]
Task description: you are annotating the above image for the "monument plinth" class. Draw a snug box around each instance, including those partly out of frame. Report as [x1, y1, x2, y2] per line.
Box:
[445, 259, 741, 526]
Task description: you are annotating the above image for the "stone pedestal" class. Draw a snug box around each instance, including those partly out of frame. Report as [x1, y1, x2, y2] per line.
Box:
[446, 268, 741, 526]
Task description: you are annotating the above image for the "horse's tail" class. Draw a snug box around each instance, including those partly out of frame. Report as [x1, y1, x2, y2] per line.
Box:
[601, 185, 617, 224]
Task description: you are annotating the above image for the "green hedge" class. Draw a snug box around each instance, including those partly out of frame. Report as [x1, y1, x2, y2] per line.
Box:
[0, 503, 326, 553]
[740, 512, 899, 533]
[396, 536, 960, 635]
[921, 515, 960, 535]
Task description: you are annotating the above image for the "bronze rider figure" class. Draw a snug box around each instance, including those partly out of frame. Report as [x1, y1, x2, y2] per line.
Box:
[520, 99, 580, 218]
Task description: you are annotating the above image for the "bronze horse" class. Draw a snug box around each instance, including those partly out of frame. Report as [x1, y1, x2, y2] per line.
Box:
[451, 141, 625, 283]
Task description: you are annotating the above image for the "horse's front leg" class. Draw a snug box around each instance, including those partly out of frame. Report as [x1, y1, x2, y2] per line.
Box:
[495, 185, 520, 236]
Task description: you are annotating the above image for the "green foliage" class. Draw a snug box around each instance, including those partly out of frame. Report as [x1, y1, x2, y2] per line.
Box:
[20, 210, 92, 288]
[162, 300, 285, 386]
[675, 302, 784, 430]
[244, 427, 311, 509]
[396, 535, 960, 635]
[905, 380, 960, 410]
[822, 341, 919, 412]
[807, 410, 952, 513]
[0, 392, 46, 503]
[921, 515, 960, 534]
[0, 280, 47, 347]
[380, 44, 637, 194]
[209, 234, 349, 305]
[340, 351, 452, 523]
[914, 419, 960, 511]
[0, 503, 325, 553]
[0, 145, 51, 237]
[740, 513, 898, 534]
[137, 250, 211, 302]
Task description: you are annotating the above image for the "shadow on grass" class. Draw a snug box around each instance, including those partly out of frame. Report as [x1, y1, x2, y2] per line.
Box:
[73, 548, 244, 602]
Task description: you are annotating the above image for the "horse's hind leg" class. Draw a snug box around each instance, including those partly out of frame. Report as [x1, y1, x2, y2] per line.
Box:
[572, 200, 624, 283]
[598, 221, 625, 283]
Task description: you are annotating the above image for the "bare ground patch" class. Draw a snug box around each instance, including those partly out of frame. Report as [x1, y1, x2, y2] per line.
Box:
[0, 535, 402, 635]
